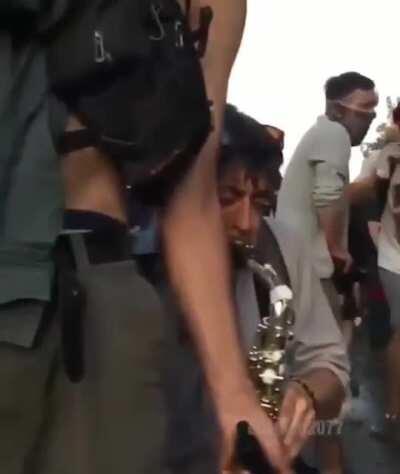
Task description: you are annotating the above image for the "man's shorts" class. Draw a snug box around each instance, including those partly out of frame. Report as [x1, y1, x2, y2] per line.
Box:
[320, 278, 342, 323]
[379, 267, 400, 330]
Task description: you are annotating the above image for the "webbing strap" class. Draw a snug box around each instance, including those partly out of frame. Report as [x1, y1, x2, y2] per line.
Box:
[69, 234, 91, 270]
[190, 6, 213, 58]
[57, 128, 98, 155]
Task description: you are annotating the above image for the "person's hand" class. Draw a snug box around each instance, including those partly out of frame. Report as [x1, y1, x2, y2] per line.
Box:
[330, 248, 353, 274]
[217, 390, 292, 474]
[376, 143, 400, 179]
[367, 221, 381, 247]
[277, 381, 316, 460]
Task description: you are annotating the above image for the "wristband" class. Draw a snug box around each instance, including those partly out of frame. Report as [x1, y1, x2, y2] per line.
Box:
[290, 377, 318, 411]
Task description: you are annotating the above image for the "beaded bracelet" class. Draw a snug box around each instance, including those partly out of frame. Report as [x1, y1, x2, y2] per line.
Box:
[290, 377, 318, 412]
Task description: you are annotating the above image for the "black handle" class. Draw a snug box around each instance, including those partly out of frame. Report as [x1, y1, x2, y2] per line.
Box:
[235, 421, 275, 474]
[235, 422, 318, 474]
[59, 270, 86, 383]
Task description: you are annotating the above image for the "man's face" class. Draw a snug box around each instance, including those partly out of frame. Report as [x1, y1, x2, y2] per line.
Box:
[338, 88, 379, 146]
[218, 165, 274, 246]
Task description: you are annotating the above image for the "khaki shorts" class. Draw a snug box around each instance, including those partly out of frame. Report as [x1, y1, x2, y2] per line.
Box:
[320, 278, 342, 323]
[379, 267, 400, 330]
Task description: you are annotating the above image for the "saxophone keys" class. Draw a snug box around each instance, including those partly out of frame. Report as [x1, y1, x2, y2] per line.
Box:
[260, 368, 284, 385]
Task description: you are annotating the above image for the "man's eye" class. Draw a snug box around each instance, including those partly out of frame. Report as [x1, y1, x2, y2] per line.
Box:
[254, 198, 274, 215]
[254, 199, 271, 209]
[218, 191, 236, 205]
[219, 197, 235, 206]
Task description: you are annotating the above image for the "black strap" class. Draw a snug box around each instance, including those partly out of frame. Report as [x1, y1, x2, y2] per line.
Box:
[183, 0, 213, 58]
[57, 128, 98, 154]
[54, 238, 86, 383]
[253, 274, 270, 318]
[257, 220, 291, 287]
[190, 6, 213, 58]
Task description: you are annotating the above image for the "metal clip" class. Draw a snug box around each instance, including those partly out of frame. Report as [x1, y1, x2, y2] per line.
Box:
[94, 30, 112, 63]
[149, 4, 165, 41]
[175, 20, 184, 48]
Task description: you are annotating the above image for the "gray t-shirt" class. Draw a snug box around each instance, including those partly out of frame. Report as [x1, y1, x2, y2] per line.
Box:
[276, 115, 351, 278]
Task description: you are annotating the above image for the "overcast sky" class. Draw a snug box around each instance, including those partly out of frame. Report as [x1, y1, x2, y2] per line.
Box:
[228, 0, 400, 178]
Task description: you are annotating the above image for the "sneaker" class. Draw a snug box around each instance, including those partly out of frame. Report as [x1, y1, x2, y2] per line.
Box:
[344, 397, 369, 424]
[370, 414, 400, 445]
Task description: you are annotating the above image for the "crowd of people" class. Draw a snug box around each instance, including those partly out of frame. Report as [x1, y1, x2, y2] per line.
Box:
[1, 2, 400, 474]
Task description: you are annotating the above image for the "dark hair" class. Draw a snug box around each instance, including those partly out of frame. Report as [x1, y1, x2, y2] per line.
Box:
[325, 72, 375, 101]
[219, 104, 283, 189]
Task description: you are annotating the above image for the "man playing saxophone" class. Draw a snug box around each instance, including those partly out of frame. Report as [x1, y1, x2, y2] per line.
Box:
[132, 104, 349, 473]
[219, 105, 349, 468]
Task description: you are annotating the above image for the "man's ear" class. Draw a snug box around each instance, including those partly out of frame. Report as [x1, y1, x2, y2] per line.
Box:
[328, 102, 344, 121]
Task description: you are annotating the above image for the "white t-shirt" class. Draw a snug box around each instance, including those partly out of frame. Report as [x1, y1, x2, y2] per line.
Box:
[357, 148, 400, 274]
[277, 116, 351, 279]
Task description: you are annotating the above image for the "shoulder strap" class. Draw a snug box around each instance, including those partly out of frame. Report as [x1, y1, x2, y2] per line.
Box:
[191, 6, 213, 57]
[181, 0, 213, 58]
[257, 219, 291, 288]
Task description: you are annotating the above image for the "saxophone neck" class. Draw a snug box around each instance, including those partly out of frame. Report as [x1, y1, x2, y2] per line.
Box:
[233, 239, 294, 318]
[246, 258, 293, 310]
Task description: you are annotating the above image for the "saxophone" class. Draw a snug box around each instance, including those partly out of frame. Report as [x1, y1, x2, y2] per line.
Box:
[234, 241, 295, 421]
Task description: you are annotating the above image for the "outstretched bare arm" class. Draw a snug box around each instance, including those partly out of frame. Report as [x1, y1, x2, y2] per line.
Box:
[162, 2, 291, 472]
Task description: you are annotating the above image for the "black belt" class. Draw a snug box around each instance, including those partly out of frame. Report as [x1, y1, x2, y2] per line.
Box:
[58, 228, 131, 266]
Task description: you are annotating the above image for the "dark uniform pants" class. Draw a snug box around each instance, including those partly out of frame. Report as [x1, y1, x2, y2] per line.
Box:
[0, 235, 170, 474]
